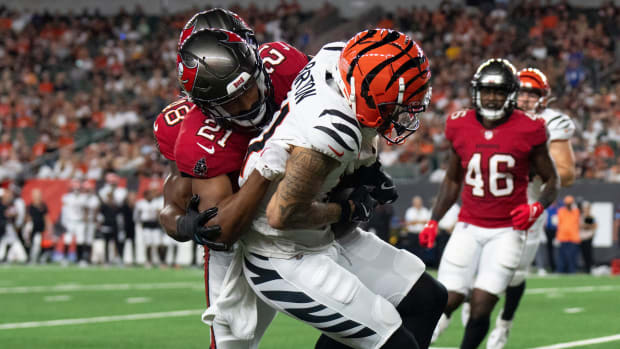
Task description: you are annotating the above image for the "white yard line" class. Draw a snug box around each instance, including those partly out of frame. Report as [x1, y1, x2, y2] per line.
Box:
[0, 309, 203, 330]
[530, 334, 620, 349]
[0, 282, 202, 294]
[525, 285, 620, 295]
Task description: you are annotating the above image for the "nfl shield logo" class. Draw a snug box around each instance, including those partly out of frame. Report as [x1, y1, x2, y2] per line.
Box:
[484, 130, 493, 140]
[193, 158, 207, 177]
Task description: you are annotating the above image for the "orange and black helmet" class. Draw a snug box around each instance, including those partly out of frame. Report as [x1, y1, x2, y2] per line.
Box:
[518, 68, 550, 96]
[337, 29, 432, 144]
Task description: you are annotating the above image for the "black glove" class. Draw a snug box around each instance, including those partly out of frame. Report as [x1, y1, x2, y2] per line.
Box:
[357, 161, 398, 204]
[177, 195, 228, 251]
[338, 186, 378, 224]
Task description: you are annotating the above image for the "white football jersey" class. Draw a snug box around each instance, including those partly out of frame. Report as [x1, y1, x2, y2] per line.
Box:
[61, 191, 85, 223]
[239, 42, 379, 258]
[80, 193, 100, 223]
[528, 108, 575, 204]
[134, 196, 164, 223]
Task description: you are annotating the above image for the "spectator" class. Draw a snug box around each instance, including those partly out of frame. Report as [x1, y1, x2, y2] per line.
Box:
[401, 196, 430, 256]
[26, 188, 49, 263]
[556, 195, 581, 273]
[579, 201, 596, 273]
[544, 200, 560, 272]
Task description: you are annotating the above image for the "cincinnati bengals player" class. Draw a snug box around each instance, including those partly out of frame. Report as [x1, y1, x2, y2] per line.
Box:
[220, 29, 446, 349]
[485, 68, 576, 349]
[420, 59, 560, 349]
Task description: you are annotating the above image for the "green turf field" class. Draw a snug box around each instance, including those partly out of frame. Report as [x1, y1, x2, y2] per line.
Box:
[1, 265, 619, 349]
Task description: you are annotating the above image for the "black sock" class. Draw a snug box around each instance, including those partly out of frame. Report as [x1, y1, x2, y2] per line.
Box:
[461, 316, 490, 349]
[314, 335, 350, 349]
[502, 281, 526, 321]
[381, 325, 419, 349]
[396, 272, 448, 348]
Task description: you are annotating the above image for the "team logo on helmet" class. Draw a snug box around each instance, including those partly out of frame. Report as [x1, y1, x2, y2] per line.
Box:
[177, 53, 198, 94]
[193, 158, 208, 177]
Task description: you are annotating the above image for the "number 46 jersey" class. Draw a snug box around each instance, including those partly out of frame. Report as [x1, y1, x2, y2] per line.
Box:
[446, 109, 547, 228]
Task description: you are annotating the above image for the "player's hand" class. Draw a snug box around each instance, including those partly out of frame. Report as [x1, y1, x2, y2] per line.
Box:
[510, 202, 544, 231]
[357, 161, 398, 204]
[339, 186, 378, 224]
[419, 220, 438, 248]
[178, 195, 228, 251]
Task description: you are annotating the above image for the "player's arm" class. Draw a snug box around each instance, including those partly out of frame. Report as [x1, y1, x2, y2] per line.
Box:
[266, 146, 342, 229]
[194, 170, 272, 246]
[530, 142, 560, 208]
[430, 144, 464, 222]
[548, 139, 576, 187]
[419, 144, 463, 248]
[158, 162, 193, 241]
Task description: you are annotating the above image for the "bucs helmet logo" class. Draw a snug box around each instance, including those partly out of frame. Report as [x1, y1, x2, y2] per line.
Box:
[177, 53, 198, 94]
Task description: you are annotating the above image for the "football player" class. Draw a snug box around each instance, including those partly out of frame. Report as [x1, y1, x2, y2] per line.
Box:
[228, 29, 446, 349]
[154, 9, 309, 348]
[419, 59, 560, 349]
[484, 68, 576, 349]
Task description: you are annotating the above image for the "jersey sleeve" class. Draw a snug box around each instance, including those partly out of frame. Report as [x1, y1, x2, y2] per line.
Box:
[291, 108, 362, 163]
[259, 41, 309, 106]
[174, 108, 254, 179]
[153, 98, 192, 161]
[545, 112, 575, 141]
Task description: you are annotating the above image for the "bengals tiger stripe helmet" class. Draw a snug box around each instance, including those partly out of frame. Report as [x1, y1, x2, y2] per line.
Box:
[336, 29, 432, 144]
[518, 68, 551, 112]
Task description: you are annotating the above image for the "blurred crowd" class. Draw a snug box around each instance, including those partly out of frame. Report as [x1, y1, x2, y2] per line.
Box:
[0, 174, 195, 267]
[0, 0, 618, 185]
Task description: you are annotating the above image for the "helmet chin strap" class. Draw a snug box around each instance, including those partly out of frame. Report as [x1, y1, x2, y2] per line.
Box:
[349, 77, 356, 115]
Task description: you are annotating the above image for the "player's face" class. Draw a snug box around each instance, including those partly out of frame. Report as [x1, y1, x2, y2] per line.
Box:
[220, 82, 260, 116]
[480, 87, 508, 110]
[518, 90, 540, 112]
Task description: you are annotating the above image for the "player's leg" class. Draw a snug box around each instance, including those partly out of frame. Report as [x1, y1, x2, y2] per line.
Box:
[203, 247, 277, 349]
[432, 222, 482, 342]
[244, 247, 416, 349]
[466, 227, 524, 349]
[336, 228, 446, 348]
[487, 228, 540, 349]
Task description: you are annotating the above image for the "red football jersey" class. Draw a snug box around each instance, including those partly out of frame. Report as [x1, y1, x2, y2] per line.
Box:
[153, 98, 193, 161]
[446, 109, 547, 228]
[258, 41, 308, 106]
[174, 41, 308, 180]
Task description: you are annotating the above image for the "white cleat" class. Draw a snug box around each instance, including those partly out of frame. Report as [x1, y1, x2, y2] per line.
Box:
[431, 313, 451, 343]
[461, 301, 470, 327]
[486, 313, 512, 349]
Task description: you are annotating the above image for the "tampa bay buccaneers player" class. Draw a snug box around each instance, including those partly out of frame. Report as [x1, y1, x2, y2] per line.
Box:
[484, 67, 576, 349]
[154, 9, 309, 348]
[419, 59, 560, 349]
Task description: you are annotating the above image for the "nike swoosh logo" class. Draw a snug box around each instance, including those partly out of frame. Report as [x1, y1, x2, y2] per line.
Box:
[153, 122, 159, 132]
[328, 145, 344, 157]
[380, 182, 395, 190]
[196, 142, 215, 154]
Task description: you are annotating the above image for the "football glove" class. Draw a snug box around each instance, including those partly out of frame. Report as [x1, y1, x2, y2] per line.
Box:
[335, 161, 398, 205]
[510, 202, 544, 231]
[419, 220, 438, 248]
[338, 186, 378, 224]
[177, 195, 228, 251]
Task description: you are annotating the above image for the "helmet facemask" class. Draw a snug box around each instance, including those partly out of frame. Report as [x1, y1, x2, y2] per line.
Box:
[203, 62, 272, 132]
[376, 80, 431, 144]
[473, 85, 517, 121]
